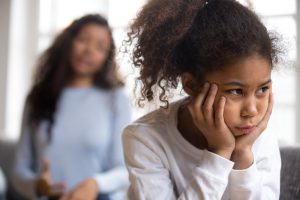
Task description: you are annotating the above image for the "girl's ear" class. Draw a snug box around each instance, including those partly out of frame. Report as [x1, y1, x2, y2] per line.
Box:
[181, 72, 199, 97]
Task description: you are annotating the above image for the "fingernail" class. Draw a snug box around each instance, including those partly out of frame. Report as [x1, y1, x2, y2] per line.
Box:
[204, 82, 209, 88]
[211, 84, 217, 90]
[221, 96, 226, 102]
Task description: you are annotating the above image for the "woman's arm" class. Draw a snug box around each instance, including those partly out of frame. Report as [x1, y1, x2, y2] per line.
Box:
[13, 125, 39, 199]
[93, 88, 132, 193]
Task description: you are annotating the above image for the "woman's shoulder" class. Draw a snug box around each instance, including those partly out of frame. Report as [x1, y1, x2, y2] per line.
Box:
[93, 86, 127, 99]
[83, 86, 127, 102]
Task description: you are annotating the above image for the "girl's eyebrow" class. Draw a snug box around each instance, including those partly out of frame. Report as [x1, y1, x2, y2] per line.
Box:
[221, 79, 272, 87]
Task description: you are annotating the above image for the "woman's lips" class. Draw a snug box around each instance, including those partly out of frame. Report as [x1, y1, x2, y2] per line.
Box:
[78, 59, 92, 67]
[236, 126, 257, 134]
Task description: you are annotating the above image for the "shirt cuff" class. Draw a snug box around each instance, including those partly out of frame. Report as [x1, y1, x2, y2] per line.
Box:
[195, 150, 234, 182]
[229, 161, 260, 189]
[92, 168, 129, 194]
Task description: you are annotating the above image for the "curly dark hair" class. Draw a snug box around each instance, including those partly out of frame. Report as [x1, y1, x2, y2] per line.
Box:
[126, 0, 282, 107]
[26, 14, 123, 138]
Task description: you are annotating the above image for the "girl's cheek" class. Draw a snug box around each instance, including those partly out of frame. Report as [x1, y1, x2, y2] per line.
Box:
[223, 99, 239, 125]
[259, 96, 269, 118]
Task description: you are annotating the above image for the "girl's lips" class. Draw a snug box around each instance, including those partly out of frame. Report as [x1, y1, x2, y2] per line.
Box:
[236, 126, 257, 134]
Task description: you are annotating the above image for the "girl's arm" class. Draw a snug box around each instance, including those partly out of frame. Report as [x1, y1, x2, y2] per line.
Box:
[92, 88, 131, 194]
[123, 126, 235, 200]
[227, 130, 281, 200]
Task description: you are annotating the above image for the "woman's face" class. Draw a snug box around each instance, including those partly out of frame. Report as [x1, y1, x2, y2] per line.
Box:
[70, 23, 111, 78]
[204, 55, 272, 137]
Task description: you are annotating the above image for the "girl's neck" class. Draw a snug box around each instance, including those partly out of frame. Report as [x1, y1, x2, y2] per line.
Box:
[177, 101, 208, 150]
[68, 75, 93, 88]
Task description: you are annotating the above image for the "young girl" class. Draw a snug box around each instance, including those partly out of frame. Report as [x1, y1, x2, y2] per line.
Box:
[123, 0, 282, 199]
[13, 14, 131, 200]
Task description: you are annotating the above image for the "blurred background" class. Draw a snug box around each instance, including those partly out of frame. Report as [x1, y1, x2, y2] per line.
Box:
[0, 0, 299, 145]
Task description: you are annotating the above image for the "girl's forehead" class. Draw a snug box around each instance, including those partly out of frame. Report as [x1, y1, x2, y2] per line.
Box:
[204, 55, 272, 86]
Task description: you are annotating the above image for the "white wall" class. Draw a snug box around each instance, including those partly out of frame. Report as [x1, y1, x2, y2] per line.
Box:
[0, 0, 11, 139]
[296, 0, 300, 143]
[0, 0, 39, 140]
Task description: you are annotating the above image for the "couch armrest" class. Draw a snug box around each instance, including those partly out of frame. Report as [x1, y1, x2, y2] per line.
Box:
[280, 146, 300, 200]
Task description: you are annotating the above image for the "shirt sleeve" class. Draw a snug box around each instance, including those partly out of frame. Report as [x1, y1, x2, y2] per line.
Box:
[93, 88, 132, 193]
[122, 126, 235, 200]
[227, 130, 281, 199]
[12, 105, 38, 199]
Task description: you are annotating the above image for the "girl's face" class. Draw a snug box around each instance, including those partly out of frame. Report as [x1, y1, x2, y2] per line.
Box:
[70, 23, 111, 78]
[204, 55, 272, 137]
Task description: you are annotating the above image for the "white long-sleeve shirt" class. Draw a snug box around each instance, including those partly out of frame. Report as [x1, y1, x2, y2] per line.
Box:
[122, 99, 281, 200]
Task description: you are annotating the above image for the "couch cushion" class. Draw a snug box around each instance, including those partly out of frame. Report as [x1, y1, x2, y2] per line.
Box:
[280, 146, 300, 200]
[0, 139, 17, 180]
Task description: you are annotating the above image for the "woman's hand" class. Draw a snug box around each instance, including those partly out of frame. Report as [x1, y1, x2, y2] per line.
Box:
[36, 159, 66, 199]
[187, 83, 235, 159]
[60, 178, 98, 200]
[231, 93, 274, 169]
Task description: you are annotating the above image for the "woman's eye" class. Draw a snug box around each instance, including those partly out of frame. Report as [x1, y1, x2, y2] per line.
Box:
[257, 86, 269, 94]
[96, 44, 107, 52]
[226, 89, 243, 96]
[77, 36, 88, 43]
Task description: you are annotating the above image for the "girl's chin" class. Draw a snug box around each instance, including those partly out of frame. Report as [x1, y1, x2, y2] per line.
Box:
[233, 132, 245, 137]
[230, 128, 246, 137]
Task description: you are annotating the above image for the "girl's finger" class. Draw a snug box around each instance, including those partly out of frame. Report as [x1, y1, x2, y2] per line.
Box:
[187, 82, 210, 120]
[194, 82, 210, 109]
[248, 92, 274, 141]
[215, 96, 226, 128]
[202, 84, 218, 123]
[257, 92, 274, 131]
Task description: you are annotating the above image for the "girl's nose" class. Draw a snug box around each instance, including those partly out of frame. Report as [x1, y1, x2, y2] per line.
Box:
[241, 97, 258, 118]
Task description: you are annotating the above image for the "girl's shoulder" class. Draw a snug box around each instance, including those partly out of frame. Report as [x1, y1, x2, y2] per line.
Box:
[122, 110, 172, 160]
[123, 99, 184, 144]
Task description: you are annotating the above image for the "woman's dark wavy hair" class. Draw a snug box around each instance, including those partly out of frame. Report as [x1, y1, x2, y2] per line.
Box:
[25, 14, 123, 138]
[126, 0, 282, 107]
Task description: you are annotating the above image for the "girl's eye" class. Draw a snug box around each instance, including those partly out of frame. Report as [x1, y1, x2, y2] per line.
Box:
[257, 86, 269, 94]
[226, 89, 243, 96]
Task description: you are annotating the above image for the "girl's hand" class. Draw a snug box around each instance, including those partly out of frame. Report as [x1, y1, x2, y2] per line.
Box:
[36, 159, 66, 199]
[231, 93, 274, 169]
[59, 178, 98, 200]
[187, 83, 235, 159]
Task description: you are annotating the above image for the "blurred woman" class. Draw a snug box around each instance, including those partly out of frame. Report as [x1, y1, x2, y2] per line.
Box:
[13, 14, 131, 200]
